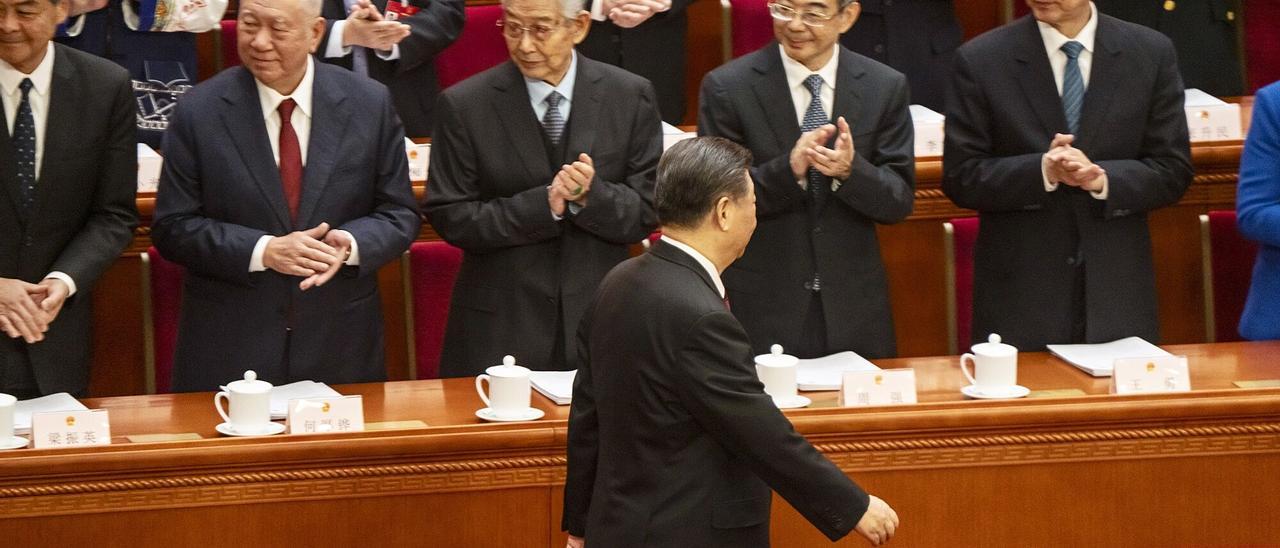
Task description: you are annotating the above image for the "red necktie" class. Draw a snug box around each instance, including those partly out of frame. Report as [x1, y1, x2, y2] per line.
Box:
[278, 99, 302, 223]
[722, 295, 731, 311]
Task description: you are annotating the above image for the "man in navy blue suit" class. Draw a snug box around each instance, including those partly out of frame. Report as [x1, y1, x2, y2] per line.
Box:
[153, 0, 420, 391]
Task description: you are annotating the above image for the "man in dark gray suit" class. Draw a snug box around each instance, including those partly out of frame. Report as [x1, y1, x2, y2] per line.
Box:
[839, 0, 963, 111]
[699, 0, 914, 360]
[0, 0, 138, 398]
[942, 0, 1192, 351]
[563, 137, 898, 547]
[424, 0, 660, 377]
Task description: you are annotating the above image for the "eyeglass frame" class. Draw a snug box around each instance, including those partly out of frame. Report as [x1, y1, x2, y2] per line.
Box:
[495, 18, 572, 42]
[766, 1, 841, 27]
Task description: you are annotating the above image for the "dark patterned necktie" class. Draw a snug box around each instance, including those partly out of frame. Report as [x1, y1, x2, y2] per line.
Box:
[13, 78, 36, 212]
[800, 74, 829, 209]
[278, 99, 303, 223]
[543, 91, 566, 145]
[1061, 41, 1085, 135]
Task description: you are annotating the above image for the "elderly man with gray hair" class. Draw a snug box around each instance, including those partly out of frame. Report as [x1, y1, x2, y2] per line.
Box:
[152, 0, 420, 391]
[424, 0, 661, 378]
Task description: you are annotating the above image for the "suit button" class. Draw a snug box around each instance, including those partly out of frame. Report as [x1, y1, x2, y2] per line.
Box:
[546, 297, 555, 304]
[813, 227, 823, 235]
[1163, 0, 1175, 11]
[1066, 256, 1077, 266]
[803, 280, 814, 291]
[874, 44, 885, 54]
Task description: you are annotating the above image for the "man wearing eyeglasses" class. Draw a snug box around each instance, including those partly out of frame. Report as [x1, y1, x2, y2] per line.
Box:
[698, 0, 914, 363]
[424, 0, 661, 378]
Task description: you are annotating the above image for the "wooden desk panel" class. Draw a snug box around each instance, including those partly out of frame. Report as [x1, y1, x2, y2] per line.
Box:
[2, 343, 1279, 546]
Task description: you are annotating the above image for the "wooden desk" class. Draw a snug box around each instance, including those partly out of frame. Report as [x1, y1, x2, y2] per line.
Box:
[2, 342, 1278, 546]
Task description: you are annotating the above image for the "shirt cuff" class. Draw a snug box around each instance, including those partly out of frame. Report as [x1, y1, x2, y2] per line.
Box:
[1041, 160, 1059, 192]
[44, 272, 77, 298]
[1090, 174, 1109, 200]
[64, 14, 87, 37]
[325, 20, 353, 58]
[250, 235, 273, 272]
[375, 44, 400, 61]
[333, 230, 361, 265]
[567, 202, 584, 216]
[590, 0, 607, 21]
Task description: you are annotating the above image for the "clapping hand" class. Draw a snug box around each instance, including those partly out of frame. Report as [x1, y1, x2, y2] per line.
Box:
[1043, 133, 1106, 192]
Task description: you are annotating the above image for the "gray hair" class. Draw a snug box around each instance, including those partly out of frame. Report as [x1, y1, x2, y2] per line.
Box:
[655, 137, 753, 229]
[500, 0, 587, 20]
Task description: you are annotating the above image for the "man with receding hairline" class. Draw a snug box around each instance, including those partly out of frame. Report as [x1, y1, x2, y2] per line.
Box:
[153, 0, 419, 391]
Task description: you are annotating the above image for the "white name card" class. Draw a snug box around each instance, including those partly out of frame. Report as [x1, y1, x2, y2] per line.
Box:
[286, 395, 365, 435]
[1184, 89, 1242, 142]
[32, 409, 111, 449]
[840, 369, 918, 407]
[909, 105, 945, 158]
[1111, 356, 1191, 395]
[137, 143, 163, 192]
[406, 142, 430, 182]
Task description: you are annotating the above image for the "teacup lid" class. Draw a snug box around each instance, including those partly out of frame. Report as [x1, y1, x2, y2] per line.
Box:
[755, 344, 799, 368]
[487, 355, 531, 377]
[227, 370, 273, 394]
[971, 334, 1017, 357]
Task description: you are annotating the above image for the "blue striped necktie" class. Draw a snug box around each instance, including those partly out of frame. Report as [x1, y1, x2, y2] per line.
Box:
[543, 91, 566, 145]
[12, 78, 35, 212]
[800, 74, 829, 208]
[344, 0, 369, 75]
[1061, 40, 1085, 134]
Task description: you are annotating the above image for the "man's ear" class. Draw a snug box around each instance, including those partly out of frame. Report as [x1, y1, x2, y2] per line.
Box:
[571, 11, 592, 44]
[714, 196, 732, 231]
[837, 1, 861, 34]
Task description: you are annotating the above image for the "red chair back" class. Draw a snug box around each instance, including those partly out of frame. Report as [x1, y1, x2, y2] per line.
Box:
[1246, 0, 1280, 92]
[1204, 211, 1260, 342]
[946, 217, 980, 354]
[407, 241, 464, 380]
[724, 0, 774, 60]
[220, 20, 241, 69]
[144, 247, 185, 394]
[435, 4, 508, 89]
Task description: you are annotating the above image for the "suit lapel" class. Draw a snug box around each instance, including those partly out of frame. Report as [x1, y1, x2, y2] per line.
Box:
[830, 49, 865, 138]
[751, 45, 802, 151]
[220, 68, 292, 232]
[296, 65, 350, 229]
[30, 46, 77, 223]
[1013, 18, 1069, 137]
[492, 62, 554, 182]
[1075, 16, 1124, 147]
[0, 92, 18, 219]
[564, 57, 602, 162]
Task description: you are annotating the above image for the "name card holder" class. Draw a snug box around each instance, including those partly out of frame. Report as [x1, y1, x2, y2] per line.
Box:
[840, 369, 918, 407]
[286, 395, 365, 434]
[32, 409, 111, 449]
[406, 142, 430, 182]
[1111, 356, 1191, 395]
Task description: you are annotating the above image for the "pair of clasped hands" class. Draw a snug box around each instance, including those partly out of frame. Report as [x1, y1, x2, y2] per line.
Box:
[264, 222, 353, 291]
[1042, 133, 1106, 192]
[0, 278, 68, 344]
[344, 0, 413, 52]
[548, 153, 596, 217]
[791, 116, 856, 184]
[599, 0, 673, 28]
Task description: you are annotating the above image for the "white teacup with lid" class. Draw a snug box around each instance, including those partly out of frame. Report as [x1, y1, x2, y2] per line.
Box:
[215, 370, 275, 434]
[475, 355, 534, 420]
[755, 344, 799, 400]
[960, 334, 1028, 398]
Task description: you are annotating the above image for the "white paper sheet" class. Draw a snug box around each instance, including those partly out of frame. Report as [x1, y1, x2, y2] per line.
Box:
[270, 381, 341, 419]
[1047, 337, 1172, 377]
[796, 352, 880, 391]
[15, 393, 88, 433]
[531, 370, 576, 405]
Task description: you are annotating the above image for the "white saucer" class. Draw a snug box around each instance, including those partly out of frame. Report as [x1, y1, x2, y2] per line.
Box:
[215, 422, 286, 437]
[961, 384, 1031, 400]
[476, 407, 545, 422]
[0, 436, 29, 450]
[773, 395, 812, 409]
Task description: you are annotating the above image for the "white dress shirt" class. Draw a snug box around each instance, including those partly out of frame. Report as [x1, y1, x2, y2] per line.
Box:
[779, 44, 838, 128]
[1037, 2, 1107, 199]
[1, 45, 76, 296]
[249, 58, 361, 271]
[660, 235, 725, 299]
[526, 51, 578, 121]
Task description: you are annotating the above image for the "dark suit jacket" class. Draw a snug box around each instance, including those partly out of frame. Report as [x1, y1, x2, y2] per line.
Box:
[424, 57, 660, 378]
[839, 0, 962, 111]
[563, 240, 869, 546]
[153, 61, 421, 392]
[0, 44, 139, 396]
[319, 0, 464, 137]
[1096, 0, 1243, 97]
[698, 44, 915, 359]
[942, 15, 1192, 351]
[576, 0, 694, 123]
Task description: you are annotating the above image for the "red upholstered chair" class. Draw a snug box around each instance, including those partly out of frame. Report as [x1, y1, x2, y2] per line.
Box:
[720, 0, 774, 62]
[943, 217, 979, 354]
[435, 4, 508, 89]
[1246, 0, 1280, 92]
[1200, 211, 1260, 342]
[141, 247, 186, 394]
[220, 20, 241, 70]
[405, 241, 464, 380]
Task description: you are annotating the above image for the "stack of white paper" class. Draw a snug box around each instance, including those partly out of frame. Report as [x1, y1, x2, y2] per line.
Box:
[909, 104, 945, 158]
[531, 370, 576, 405]
[15, 393, 88, 434]
[1047, 337, 1172, 377]
[269, 381, 342, 419]
[796, 352, 880, 391]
